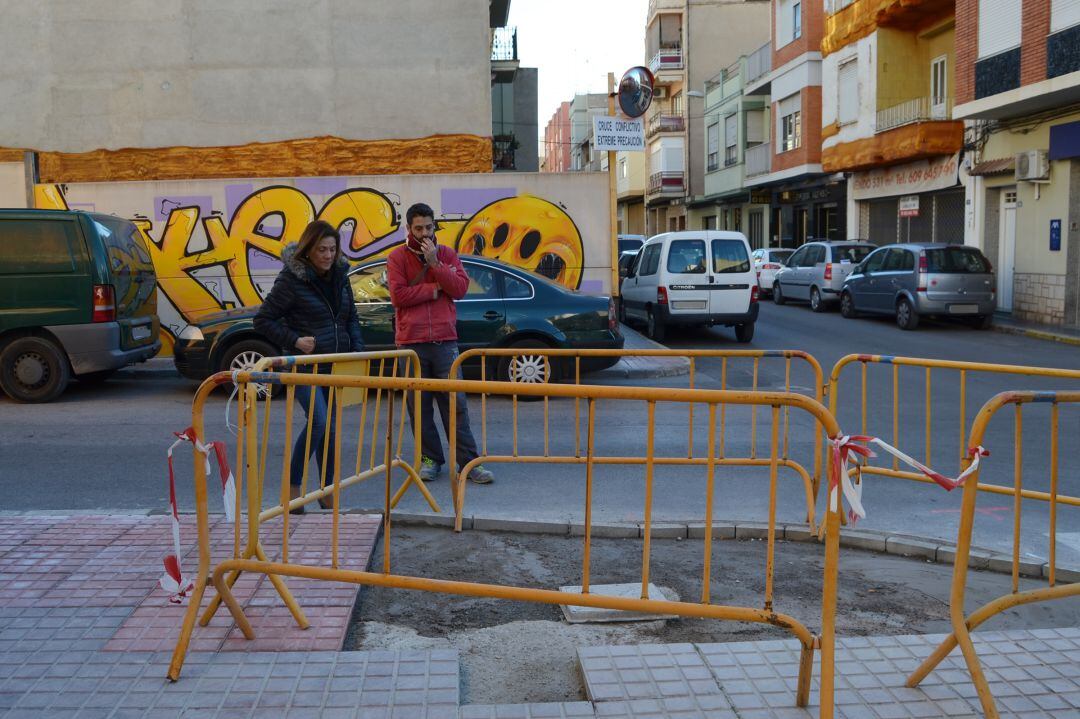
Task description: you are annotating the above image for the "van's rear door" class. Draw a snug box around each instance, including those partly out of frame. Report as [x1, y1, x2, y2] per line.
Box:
[710, 238, 753, 315]
[663, 239, 712, 317]
[91, 215, 159, 351]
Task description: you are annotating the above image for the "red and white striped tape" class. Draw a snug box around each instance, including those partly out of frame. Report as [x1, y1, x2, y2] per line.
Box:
[829, 435, 988, 524]
[160, 428, 238, 603]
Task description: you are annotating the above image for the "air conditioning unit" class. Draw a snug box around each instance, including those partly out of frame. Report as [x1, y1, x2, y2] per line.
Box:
[1015, 150, 1050, 181]
[653, 86, 669, 100]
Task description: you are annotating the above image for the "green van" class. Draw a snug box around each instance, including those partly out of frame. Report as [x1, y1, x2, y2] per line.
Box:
[0, 210, 160, 403]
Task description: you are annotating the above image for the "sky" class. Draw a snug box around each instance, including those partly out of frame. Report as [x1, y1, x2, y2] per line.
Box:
[507, 0, 649, 142]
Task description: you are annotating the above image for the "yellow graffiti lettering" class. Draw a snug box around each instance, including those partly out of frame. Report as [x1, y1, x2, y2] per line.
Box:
[203, 186, 316, 307]
[315, 188, 398, 256]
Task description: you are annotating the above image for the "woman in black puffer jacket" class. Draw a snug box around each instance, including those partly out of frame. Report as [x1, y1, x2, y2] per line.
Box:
[254, 220, 363, 513]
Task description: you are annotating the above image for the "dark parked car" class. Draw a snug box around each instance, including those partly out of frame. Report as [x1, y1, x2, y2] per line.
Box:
[840, 243, 995, 330]
[0, 210, 160, 402]
[174, 255, 624, 385]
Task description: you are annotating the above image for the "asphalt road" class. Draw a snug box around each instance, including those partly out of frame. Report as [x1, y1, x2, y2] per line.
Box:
[2, 301, 1079, 566]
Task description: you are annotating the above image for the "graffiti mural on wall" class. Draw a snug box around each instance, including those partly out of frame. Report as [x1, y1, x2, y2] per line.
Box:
[36, 182, 589, 355]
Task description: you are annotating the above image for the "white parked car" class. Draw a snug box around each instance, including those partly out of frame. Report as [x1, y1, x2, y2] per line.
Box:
[620, 230, 758, 343]
[752, 247, 794, 297]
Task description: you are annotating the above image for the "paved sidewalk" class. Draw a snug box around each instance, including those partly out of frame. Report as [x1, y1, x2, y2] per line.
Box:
[992, 315, 1080, 347]
[1, 514, 1077, 718]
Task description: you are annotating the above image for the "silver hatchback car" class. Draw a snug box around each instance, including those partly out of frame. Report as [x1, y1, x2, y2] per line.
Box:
[773, 241, 876, 312]
[840, 243, 995, 330]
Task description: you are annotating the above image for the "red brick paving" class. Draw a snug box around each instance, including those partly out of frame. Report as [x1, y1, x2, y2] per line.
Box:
[0, 512, 381, 655]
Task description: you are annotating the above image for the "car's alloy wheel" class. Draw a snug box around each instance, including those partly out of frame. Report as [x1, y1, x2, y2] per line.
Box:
[896, 298, 919, 330]
[840, 292, 857, 319]
[498, 339, 552, 402]
[810, 287, 824, 312]
[773, 283, 786, 305]
[221, 339, 281, 398]
[0, 336, 71, 403]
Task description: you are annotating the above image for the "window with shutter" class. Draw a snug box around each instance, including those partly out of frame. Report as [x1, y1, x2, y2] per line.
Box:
[838, 60, 857, 125]
[978, 0, 1022, 58]
[724, 114, 738, 166]
[707, 122, 719, 171]
[778, 94, 801, 152]
[1052, 0, 1080, 31]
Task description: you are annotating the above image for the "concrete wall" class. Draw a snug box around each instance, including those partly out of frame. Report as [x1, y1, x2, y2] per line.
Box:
[36, 172, 614, 353]
[0, 162, 26, 207]
[0, 0, 492, 152]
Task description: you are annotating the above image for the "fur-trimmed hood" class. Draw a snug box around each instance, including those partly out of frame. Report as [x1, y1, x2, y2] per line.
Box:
[281, 242, 350, 281]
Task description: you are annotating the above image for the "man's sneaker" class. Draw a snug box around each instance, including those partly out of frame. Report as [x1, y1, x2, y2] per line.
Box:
[468, 465, 494, 485]
[419, 456, 442, 482]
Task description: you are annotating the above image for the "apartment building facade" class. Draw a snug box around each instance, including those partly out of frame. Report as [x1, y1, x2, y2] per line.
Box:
[570, 93, 609, 172]
[954, 0, 1080, 326]
[543, 101, 572, 172]
[741, 0, 847, 247]
[820, 0, 965, 247]
[687, 56, 774, 247]
[643, 0, 772, 235]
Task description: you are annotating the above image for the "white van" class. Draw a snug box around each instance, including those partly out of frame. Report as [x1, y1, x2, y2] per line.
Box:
[619, 230, 758, 342]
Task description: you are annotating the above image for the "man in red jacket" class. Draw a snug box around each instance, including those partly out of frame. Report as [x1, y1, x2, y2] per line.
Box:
[387, 203, 494, 485]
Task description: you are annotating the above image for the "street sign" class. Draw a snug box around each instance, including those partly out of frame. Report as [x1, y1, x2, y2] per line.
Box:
[899, 195, 920, 217]
[593, 116, 645, 152]
[618, 66, 655, 118]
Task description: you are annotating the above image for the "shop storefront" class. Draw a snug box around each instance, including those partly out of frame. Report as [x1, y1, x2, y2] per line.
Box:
[851, 153, 964, 245]
[688, 190, 772, 249]
[768, 178, 847, 248]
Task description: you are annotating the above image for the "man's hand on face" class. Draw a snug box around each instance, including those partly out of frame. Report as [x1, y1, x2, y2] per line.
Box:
[420, 237, 439, 266]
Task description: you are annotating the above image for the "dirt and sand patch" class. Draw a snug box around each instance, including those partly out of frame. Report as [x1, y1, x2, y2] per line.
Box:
[344, 525, 1079, 704]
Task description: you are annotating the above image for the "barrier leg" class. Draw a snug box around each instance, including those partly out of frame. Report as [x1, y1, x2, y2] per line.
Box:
[389, 461, 441, 512]
[167, 574, 210, 680]
[213, 565, 255, 640]
[199, 546, 253, 626]
[255, 541, 309, 630]
[795, 638, 814, 708]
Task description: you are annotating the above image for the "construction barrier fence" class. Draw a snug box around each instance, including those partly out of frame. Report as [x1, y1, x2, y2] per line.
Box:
[168, 360, 848, 719]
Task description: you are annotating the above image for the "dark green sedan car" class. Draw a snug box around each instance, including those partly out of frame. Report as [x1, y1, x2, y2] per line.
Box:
[173, 255, 624, 385]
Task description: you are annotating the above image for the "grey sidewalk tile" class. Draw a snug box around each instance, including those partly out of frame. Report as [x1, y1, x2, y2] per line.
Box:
[578, 645, 721, 703]
[458, 703, 596, 718]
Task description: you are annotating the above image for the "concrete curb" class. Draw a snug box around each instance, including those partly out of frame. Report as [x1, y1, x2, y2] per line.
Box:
[124, 358, 178, 376]
[382, 511, 1080, 584]
[992, 322, 1080, 347]
[590, 324, 691, 380]
[51, 508, 1075, 583]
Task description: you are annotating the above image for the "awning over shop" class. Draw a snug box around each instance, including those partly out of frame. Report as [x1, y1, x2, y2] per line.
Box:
[967, 157, 1015, 176]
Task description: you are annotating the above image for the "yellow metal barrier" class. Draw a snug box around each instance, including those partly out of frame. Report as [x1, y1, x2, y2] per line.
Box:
[169, 368, 850, 719]
[194, 350, 437, 632]
[450, 348, 826, 530]
[827, 354, 1080, 508]
[906, 391, 1080, 719]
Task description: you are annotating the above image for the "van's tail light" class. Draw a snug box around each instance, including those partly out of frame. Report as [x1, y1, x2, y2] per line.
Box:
[657, 286, 668, 305]
[917, 254, 928, 292]
[92, 285, 116, 322]
[608, 297, 618, 331]
[750, 285, 759, 303]
[823, 263, 833, 280]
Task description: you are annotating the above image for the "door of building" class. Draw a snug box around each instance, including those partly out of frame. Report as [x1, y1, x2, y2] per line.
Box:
[997, 188, 1017, 312]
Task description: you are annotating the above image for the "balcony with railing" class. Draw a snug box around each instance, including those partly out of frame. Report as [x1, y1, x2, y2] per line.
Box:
[646, 113, 686, 138]
[647, 171, 685, 197]
[875, 97, 953, 133]
[649, 46, 684, 74]
[745, 42, 772, 87]
[744, 142, 771, 178]
[491, 27, 518, 62]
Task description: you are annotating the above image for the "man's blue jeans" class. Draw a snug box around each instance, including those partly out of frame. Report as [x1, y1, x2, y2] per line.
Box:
[400, 342, 480, 470]
[290, 382, 337, 488]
